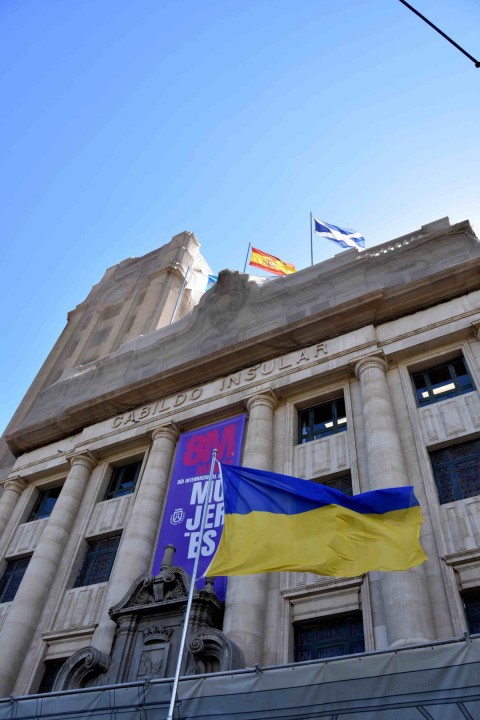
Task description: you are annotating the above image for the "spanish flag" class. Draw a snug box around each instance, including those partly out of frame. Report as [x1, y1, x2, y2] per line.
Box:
[249, 247, 296, 276]
[206, 465, 427, 578]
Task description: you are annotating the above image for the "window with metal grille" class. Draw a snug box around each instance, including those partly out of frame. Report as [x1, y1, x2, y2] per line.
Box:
[37, 658, 67, 694]
[27, 486, 62, 521]
[103, 460, 142, 500]
[318, 474, 353, 496]
[73, 536, 120, 588]
[411, 357, 475, 407]
[430, 440, 480, 504]
[298, 397, 347, 444]
[294, 613, 365, 662]
[0, 556, 31, 604]
[463, 592, 480, 635]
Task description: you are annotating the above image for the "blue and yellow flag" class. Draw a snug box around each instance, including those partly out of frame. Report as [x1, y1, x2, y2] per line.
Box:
[206, 464, 427, 578]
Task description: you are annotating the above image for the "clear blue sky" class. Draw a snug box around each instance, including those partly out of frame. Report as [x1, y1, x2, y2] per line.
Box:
[1, 0, 479, 435]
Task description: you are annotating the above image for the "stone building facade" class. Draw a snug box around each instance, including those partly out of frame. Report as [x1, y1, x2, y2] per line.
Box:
[1, 217, 480, 708]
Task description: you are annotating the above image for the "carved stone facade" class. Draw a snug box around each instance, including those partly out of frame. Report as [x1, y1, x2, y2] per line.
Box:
[53, 548, 243, 690]
[1, 219, 480, 707]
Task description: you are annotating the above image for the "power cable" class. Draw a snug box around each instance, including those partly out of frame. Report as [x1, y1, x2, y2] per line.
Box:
[398, 0, 479, 68]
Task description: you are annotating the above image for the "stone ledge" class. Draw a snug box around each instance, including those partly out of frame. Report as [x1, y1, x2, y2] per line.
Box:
[5, 223, 480, 456]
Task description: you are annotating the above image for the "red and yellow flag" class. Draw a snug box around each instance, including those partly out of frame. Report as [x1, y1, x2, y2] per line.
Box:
[249, 247, 296, 276]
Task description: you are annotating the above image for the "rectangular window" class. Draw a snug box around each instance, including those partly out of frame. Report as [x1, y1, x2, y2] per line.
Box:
[463, 592, 480, 635]
[294, 613, 365, 661]
[37, 658, 67, 694]
[430, 440, 480, 504]
[299, 397, 347, 444]
[104, 460, 142, 501]
[0, 557, 31, 604]
[27, 486, 62, 521]
[412, 357, 475, 407]
[73, 536, 120, 588]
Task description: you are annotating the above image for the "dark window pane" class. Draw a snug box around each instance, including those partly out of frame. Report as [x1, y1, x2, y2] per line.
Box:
[313, 403, 333, 426]
[434, 467, 456, 505]
[74, 536, 120, 588]
[0, 556, 31, 603]
[430, 441, 480, 504]
[336, 397, 346, 420]
[294, 614, 364, 662]
[413, 374, 427, 392]
[452, 358, 470, 386]
[297, 650, 312, 661]
[104, 461, 142, 500]
[320, 475, 353, 496]
[28, 486, 62, 521]
[299, 398, 347, 444]
[457, 460, 480, 499]
[412, 358, 475, 407]
[450, 442, 477, 460]
[38, 659, 67, 694]
[428, 365, 452, 387]
[464, 592, 480, 635]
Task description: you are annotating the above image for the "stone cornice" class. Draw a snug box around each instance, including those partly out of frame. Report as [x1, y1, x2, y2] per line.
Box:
[5, 229, 480, 456]
[443, 549, 480, 567]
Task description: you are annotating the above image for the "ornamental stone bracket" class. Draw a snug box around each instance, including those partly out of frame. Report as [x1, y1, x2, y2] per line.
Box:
[53, 647, 109, 691]
[188, 627, 245, 673]
[53, 546, 244, 691]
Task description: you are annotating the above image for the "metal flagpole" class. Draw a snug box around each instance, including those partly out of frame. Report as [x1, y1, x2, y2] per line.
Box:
[310, 212, 314, 266]
[170, 265, 192, 325]
[243, 243, 251, 273]
[166, 449, 218, 720]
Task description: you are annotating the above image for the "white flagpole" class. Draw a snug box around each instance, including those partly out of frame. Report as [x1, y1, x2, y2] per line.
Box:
[243, 242, 251, 273]
[169, 265, 191, 324]
[166, 448, 218, 720]
[310, 212, 314, 267]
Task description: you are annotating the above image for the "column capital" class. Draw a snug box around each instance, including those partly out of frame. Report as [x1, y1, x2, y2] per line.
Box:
[67, 450, 98, 471]
[3, 476, 28, 496]
[472, 320, 480, 341]
[151, 422, 180, 444]
[246, 390, 278, 414]
[354, 354, 388, 380]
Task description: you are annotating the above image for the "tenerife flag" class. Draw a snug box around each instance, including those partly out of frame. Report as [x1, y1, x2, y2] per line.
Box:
[313, 218, 366, 251]
[206, 464, 427, 578]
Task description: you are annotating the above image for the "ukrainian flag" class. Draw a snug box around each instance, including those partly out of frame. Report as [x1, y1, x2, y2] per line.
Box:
[206, 465, 427, 578]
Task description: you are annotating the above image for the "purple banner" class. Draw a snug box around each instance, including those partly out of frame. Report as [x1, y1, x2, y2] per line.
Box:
[152, 415, 245, 600]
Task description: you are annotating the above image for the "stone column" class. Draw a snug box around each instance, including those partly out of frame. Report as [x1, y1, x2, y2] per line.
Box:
[0, 451, 97, 697]
[354, 355, 434, 647]
[93, 423, 179, 654]
[0, 476, 27, 540]
[222, 393, 277, 666]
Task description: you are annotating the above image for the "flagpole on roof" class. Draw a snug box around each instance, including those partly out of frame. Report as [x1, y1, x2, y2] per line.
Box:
[169, 265, 191, 324]
[310, 212, 314, 266]
[166, 448, 218, 720]
[243, 242, 251, 273]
